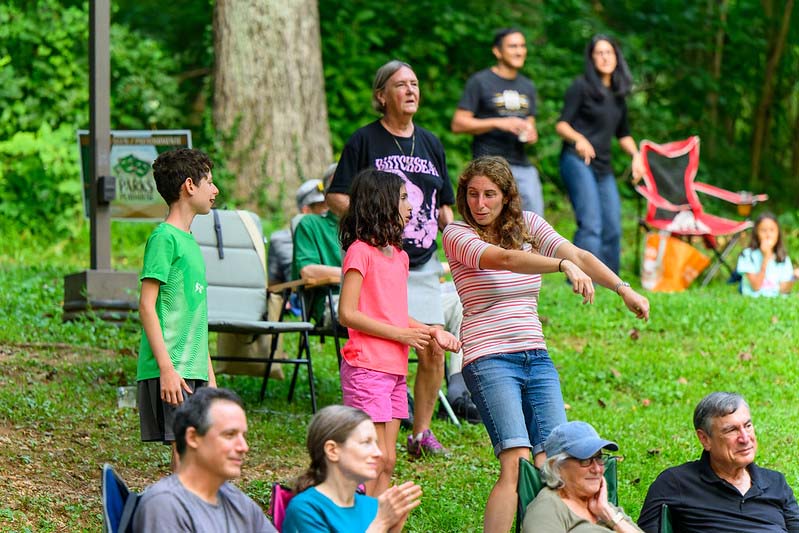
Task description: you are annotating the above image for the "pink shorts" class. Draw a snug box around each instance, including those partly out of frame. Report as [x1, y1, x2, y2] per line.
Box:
[340, 360, 408, 423]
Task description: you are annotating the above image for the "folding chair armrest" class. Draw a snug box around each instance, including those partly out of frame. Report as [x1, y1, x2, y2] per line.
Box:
[635, 185, 690, 212]
[267, 279, 306, 294]
[304, 275, 341, 289]
[693, 182, 768, 205]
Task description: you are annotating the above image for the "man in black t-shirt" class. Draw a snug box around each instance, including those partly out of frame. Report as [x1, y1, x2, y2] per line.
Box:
[452, 28, 544, 216]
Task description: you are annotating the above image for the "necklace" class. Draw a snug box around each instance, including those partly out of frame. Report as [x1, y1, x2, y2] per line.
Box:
[391, 132, 415, 158]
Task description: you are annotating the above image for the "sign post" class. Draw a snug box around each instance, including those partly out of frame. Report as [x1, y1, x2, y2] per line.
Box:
[61, 0, 134, 322]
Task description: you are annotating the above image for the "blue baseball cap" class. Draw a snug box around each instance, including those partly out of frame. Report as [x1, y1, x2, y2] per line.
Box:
[544, 421, 618, 460]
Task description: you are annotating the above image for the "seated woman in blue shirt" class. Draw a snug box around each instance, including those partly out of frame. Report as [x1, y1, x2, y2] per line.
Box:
[282, 405, 422, 533]
[736, 213, 794, 297]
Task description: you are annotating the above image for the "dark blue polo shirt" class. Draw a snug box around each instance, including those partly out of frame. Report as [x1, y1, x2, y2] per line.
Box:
[638, 451, 799, 533]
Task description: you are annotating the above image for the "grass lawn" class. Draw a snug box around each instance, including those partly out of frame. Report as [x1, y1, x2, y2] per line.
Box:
[2, 210, 799, 532]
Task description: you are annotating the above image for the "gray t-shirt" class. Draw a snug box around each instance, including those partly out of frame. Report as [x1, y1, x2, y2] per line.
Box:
[132, 475, 277, 533]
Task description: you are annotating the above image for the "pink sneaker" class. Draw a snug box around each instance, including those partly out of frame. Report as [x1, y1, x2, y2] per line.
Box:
[407, 429, 450, 457]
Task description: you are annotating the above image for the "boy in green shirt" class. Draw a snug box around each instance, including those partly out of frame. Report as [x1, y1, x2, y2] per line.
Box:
[136, 148, 219, 470]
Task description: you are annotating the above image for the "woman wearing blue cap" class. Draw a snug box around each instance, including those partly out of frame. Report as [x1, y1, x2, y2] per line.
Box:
[523, 421, 642, 532]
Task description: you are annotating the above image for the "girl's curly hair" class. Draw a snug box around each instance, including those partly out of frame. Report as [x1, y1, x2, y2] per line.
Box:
[456, 156, 535, 250]
[339, 168, 405, 251]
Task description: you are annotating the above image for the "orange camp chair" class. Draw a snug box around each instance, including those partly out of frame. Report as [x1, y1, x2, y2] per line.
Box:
[635, 136, 767, 286]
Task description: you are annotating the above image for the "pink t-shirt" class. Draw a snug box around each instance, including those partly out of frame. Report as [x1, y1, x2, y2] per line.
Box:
[442, 212, 566, 367]
[341, 240, 410, 375]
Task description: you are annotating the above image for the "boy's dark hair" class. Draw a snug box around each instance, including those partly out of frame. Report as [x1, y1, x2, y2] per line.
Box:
[152, 148, 214, 205]
[339, 168, 405, 251]
[492, 27, 524, 49]
[173, 387, 244, 457]
[749, 212, 787, 263]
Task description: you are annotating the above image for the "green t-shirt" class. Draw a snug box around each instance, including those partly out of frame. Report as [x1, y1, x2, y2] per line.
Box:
[291, 212, 342, 322]
[137, 223, 209, 381]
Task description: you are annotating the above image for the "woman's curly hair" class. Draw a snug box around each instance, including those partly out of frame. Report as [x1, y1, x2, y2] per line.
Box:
[456, 156, 535, 250]
[339, 168, 406, 251]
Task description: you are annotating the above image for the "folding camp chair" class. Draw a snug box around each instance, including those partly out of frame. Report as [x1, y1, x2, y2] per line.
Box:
[660, 503, 674, 533]
[295, 275, 346, 366]
[101, 464, 139, 533]
[191, 209, 318, 411]
[515, 456, 618, 532]
[635, 136, 767, 286]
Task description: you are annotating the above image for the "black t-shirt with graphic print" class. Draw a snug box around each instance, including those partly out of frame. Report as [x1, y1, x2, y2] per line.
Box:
[328, 120, 454, 268]
[457, 68, 537, 166]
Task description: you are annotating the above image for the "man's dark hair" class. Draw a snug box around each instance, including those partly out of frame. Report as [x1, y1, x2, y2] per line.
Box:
[173, 387, 244, 457]
[152, 148, 214, 205]
[492, 27, 524, 48]
[693, 392, 749, 436]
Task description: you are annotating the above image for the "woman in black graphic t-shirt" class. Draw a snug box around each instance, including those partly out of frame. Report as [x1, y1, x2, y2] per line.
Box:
[326, 60, 455, 459]
[556, 35, 645, 274]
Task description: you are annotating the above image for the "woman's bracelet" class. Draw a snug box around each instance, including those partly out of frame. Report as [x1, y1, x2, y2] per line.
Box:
[613, 281, 631, 294]
[558, 258, 566, 272]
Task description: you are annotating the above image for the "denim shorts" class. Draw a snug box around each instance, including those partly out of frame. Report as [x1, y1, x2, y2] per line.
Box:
[462, 350, 567, 457]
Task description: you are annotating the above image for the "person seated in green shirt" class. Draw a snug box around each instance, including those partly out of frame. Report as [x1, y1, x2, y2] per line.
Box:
[292, 164, 343, 326]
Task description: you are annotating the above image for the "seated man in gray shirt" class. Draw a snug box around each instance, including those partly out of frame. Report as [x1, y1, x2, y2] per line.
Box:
[133, 388, 276, 533]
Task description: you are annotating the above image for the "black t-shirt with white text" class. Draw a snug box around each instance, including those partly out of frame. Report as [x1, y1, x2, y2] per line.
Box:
[328, 120, 454, 267]
[457, 68, 537, 166]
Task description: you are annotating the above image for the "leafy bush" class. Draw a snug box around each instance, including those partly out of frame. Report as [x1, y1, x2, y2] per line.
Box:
[0, 124, 84, 240]
[0, 0, 187, 237]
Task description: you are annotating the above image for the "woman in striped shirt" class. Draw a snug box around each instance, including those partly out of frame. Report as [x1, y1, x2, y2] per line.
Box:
[442, 156, 649, 533]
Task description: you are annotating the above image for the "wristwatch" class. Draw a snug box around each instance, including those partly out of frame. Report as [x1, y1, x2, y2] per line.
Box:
[607, 510, 625, 528]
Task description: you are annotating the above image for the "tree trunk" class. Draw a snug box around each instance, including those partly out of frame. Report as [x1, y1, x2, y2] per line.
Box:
[791, 108, 799, 197]
[706, 0, 728, 158]
[750, 0, 794, 188]
[213, 0, 333, 214]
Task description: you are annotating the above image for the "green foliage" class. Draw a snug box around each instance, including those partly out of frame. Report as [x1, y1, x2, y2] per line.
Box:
[0, 124, 84, 240]
[3, 0, 799, 248]
[0, 0, 188, 237]
[0, 1, 89, 138]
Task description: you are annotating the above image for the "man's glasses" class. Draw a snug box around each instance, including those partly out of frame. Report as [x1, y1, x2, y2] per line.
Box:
[574, 453, 614, 467]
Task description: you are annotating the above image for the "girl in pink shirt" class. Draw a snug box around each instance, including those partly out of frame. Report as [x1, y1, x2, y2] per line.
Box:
[338, 168, 460, 497]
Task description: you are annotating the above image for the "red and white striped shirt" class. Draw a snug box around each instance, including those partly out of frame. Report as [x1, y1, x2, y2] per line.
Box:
[442, 212, 566, 367]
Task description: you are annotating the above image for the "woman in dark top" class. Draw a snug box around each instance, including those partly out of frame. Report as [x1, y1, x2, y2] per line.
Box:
[556, 35, 645, 274]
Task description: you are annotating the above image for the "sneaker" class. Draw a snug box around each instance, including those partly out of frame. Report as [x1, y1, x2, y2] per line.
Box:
[407, 429, 450, 458]
[451, 392, 482, 425]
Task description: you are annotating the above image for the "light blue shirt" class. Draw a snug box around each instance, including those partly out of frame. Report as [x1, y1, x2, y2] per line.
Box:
[282, 487, 378, 533]
[736, 248, 793, 297]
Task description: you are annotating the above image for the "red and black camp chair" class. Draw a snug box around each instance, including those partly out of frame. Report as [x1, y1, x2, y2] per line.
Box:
[635, 136, 767, 286]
